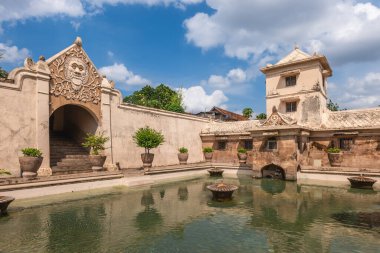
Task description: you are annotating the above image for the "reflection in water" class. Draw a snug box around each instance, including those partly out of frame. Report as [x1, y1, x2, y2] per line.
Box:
[332, 211, 380, 229]
[177, 186, 188, 201]
[141, 191, 154, 207]
[135, 207, 163, 231]
[260, 178, 286, 195]
[0, 176, 380, 253]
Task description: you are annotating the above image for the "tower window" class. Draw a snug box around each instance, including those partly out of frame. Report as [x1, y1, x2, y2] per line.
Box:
[286, 102, 297, 112]
[285, 76, 297, 86]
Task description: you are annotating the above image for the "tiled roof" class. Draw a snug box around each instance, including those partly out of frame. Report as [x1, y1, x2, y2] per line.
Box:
[322, 108, 380, 129]
[276, 48, 311, 65]
[212, 107, 248, 121]
[201, 120, 263, 134]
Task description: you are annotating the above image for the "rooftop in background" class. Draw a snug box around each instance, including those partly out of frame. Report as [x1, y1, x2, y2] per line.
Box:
[196, 106, 248, 122]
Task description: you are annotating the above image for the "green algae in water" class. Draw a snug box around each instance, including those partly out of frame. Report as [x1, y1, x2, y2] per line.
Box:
[0, 176, 379, 253]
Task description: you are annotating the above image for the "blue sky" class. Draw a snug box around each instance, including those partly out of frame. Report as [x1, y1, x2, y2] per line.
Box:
[1, 0, 380, 114]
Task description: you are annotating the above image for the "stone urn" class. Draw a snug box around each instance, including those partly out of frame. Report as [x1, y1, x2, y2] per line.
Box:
[178, 153, 189, 165]
[328, 152, 343, 167]
[207, 182, 238, 201]
[141, 153, 154, 169]
[237, 153, 248, 164]
[0, 196, 15, 215]
[348, 176, 377, 189]
[89, 155, 107, 172]
[19, 156, 43, 179]
[204, 152, 213, 162]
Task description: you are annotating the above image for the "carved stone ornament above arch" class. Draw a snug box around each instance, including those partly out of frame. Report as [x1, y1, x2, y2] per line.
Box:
[48, 41, 102, 120]
[262, 107, 297, 127]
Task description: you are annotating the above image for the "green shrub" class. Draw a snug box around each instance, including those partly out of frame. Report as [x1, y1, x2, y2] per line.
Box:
[82, 133, 109, 155]
[179, 147, 188, 153]
[327, 147, 341, 153]
[0, 169, 11, 175]
[133, 127, 165, 154]
[238, 147, 247, 153]
[21, 148, 42, 157]
[203, 147, 213, 153]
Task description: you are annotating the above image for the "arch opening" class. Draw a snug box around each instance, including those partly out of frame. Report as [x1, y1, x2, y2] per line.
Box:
[49, 104, 99, 169]
[261, 164, 285, 180]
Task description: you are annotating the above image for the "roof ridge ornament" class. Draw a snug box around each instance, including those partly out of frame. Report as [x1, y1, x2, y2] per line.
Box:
[74, 36, 82, 47]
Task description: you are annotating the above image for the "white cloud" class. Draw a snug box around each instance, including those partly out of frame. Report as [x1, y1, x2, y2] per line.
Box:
[0, 43, 30, 64]
[203, 67, 247, 89]
[86, 0, 203, 9]
[70, 21, 81, 31]
[0, 0, 203, 30]
[184, 0, 380, 66]
[329, 72, 380, 109]
[181, 85, 228, 113]
[0, 0, 85, 24]
[98, 63, 150, 87]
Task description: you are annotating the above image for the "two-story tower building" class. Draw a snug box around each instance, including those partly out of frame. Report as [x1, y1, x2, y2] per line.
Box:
[260, 47, 332, 127]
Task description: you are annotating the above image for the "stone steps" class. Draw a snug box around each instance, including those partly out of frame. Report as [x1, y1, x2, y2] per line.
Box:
[50, 132, 91, 175]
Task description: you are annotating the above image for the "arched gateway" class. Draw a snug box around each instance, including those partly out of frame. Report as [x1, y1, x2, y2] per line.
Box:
[47, 37, 102, 174]
[261, 164, 285, 180]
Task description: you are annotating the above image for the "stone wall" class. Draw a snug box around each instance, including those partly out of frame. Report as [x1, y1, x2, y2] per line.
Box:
[101, 89, 209, 169]
[0, 63, 51, 176]
[306, 133, 380, 170]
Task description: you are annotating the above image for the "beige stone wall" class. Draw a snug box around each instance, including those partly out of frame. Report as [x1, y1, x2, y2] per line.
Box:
[0, 77, 38, 175]
[101, 89, 209, 169]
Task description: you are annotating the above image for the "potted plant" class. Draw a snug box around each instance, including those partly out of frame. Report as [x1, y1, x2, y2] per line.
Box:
[237, 147, 248, 164]
[82, 133, 109, 171]
[19, 148, 43, 179]
[203, 147, 213, 162]
[327, 147, 342, 167]
[0, 169, 15, 215]
[133, 127, 165, 170]
[178, 147, 189, 165]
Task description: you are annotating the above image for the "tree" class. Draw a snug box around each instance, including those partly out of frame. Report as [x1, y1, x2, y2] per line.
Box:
[256, 113, 267, 120]
[123, 84, 185, 113]
[327, 99, 339, 111]
[242, 107, 253, 118]
[0, 52, 8, 79]
[133, 126, 165, 154]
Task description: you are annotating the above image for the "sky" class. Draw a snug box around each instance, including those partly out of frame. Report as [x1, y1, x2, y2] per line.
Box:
[1, 0, 380, 115]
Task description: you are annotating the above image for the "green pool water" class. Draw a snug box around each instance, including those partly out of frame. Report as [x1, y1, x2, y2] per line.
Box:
[1, 176, 379, 253]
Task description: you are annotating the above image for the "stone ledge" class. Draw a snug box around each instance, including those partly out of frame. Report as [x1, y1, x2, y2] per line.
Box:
[300, 169, 380, 178]
[0, 172, 124, 192]
[145, 163, 251, 175]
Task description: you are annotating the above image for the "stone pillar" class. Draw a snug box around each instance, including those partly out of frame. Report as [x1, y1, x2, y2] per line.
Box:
[35, 59, 52, 176]
[100, 81, 118, 171]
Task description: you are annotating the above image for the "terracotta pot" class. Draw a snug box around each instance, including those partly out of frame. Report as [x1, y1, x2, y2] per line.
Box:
[89, 155, 107, 171]
[141, 153, 154, 169]
[204, 152, 213, 162]
[0, 196, 15, 215]
[237, 153, 248, 164]
[178, 153, 189, 165]
[19, 156, 43, 179]
[328, 152, 342, 167]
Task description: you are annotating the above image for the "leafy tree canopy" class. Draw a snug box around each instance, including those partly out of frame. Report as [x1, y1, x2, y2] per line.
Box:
[327, 99, 346, 111]
[242, 107, 253, 118]
[123, 84, 185, 113]
[256, 113, 267, 119]
[0, 52, 8, 79]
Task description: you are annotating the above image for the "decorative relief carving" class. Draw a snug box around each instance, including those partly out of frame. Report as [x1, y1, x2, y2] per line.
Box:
[262, 113, 288, 126]
[49, 46, 101, 104]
